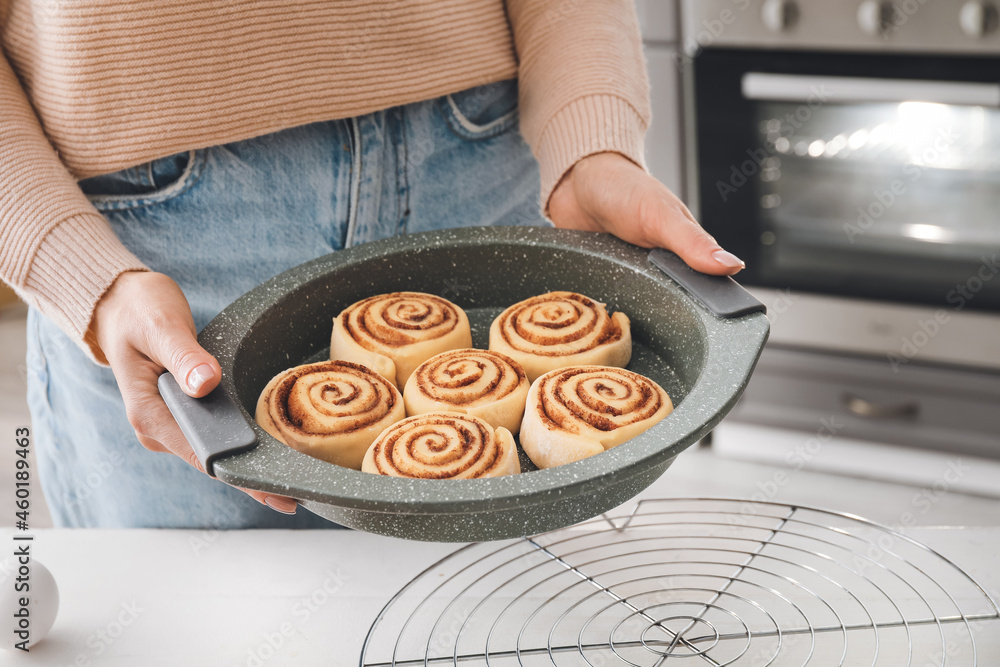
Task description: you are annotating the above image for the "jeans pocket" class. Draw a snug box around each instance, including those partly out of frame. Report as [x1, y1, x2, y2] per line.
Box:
[78, 149, 207, 211]
[439, 78, 520, 140]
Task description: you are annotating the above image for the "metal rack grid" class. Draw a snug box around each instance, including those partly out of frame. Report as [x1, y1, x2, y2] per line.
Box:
[361, 498, 999, 666]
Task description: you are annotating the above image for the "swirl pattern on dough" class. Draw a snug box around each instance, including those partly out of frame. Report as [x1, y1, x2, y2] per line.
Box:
[489, 291, 631, 382]
[256, 360, 405, 469]
[403, 349, 529, 434]
[520, 365, 672, 469]
[331, 292, 472, 389]
[362, 412, 520, 479]
[342, 292, 462, 347]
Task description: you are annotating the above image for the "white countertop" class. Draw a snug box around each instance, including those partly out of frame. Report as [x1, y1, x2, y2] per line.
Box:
[2, 525, 998, 667]
[1, 528, 451, 666]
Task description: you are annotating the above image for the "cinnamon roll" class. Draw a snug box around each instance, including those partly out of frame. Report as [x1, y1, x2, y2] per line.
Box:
[489, 291, 631, 382]
[330, 292, 473, 389]
[255, 360, 406, 469]
[520, 366, 673, 469]
[403, 349, 530, 434]
[361, 412, 520, 479]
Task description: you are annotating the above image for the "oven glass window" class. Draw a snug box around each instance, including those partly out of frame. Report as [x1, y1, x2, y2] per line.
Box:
[754, 99, 1000, 307]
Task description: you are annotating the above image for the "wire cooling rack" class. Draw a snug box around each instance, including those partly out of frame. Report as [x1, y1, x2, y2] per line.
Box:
[361, 498, 999, 666]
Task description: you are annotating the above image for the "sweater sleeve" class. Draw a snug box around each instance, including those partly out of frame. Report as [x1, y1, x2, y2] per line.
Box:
[505, 0, 652, 212]
[0, 52, 149, 364]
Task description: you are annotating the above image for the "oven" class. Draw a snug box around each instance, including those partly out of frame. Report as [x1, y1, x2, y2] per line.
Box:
[694, 50, 1000, 314]
[678, 0, 1000, 457]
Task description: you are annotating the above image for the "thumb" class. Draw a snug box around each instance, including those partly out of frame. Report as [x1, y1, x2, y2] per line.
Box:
[152, 325, 222, 398]
[640, 192, 745, 276]
[570, 154, 746, 277]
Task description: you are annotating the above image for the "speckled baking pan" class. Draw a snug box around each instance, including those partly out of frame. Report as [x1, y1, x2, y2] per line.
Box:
[159, 227, 769, 542]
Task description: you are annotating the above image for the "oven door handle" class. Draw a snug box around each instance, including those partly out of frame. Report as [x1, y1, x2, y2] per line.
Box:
[742, 72, 1000, 107]
[842, 392, 920, 420]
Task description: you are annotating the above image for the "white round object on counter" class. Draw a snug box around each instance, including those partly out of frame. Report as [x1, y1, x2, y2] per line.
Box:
[0, 557, 59, 650]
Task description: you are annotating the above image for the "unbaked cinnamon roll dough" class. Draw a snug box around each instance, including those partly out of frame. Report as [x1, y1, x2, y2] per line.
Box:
[257, 291, 670, 477]
[330, 292, 473, 389]
[403, 349, 530, 435]
[520, 365, 673, 469]
[489, 291, 631, 383]
[361, 412, 520, 479]
[255, 360, 406, 469]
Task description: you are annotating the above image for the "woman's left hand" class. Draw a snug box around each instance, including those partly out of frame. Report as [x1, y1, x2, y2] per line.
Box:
[548, 152, 745, 276]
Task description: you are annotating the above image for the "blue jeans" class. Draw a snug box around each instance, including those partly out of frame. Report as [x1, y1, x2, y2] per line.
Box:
[26, 79, 543, 528]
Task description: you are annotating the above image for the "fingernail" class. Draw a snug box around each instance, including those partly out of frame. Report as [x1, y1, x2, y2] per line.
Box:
[186, 364, 215, 392]
[712, 249, 746, 270]
[264, 496, 297, 515]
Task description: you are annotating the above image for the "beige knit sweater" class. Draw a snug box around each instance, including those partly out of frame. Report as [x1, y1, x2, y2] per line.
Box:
[0, 1, 650, 361]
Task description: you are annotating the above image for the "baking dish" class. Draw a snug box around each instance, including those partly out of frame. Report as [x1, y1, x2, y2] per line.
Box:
[159, 226, 769, 541]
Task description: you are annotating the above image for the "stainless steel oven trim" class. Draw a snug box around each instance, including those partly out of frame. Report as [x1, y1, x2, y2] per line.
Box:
[748, 287, 1000, 372]
[741, 72, 1000, 106]
[681, 0, 1000, 56]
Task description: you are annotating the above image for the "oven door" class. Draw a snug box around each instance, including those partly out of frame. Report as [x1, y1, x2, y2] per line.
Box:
[692, 48, 1000, 313]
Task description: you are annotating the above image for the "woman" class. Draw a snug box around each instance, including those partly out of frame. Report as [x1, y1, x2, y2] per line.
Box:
[0, 1, 744, 528]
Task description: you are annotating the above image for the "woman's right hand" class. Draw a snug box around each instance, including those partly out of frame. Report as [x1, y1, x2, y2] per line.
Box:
[91, 270, 298, 514]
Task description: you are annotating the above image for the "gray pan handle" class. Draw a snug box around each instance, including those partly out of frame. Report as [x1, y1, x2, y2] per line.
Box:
[157, 372, 258, 477]
[648, 248, 766, 318]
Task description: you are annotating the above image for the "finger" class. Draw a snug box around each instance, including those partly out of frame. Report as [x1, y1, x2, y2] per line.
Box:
[134, 398, 297, 513]
[125, 392, 296, 511]
[238, 488, 298, 514]
[127, 388, 206, 469]
[139, 412, 296, 513]
[147, 316, 223, 398]
[105, 345, 212, 472]
[633, 188, 745, 276]
[120, 367, 298, 514]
